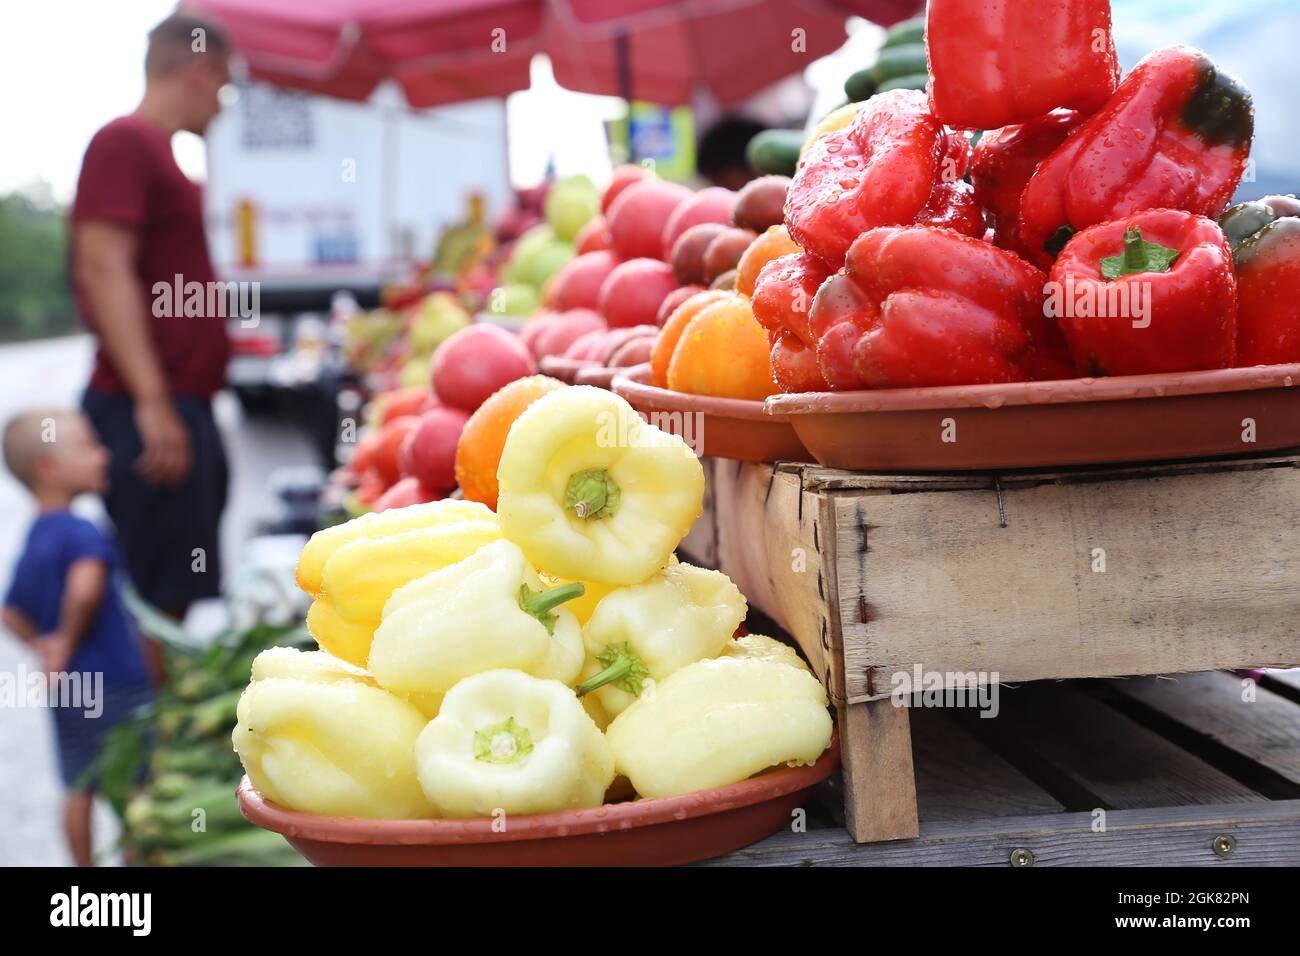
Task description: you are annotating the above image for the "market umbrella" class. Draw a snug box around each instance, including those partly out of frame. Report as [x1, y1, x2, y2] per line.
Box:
[189, 0, 922, 107]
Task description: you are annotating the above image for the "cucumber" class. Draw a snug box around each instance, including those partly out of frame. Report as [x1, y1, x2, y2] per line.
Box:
[747, 128, 805, 176]
[844, 68, 876, 103]
[877, 72, 929, 94]
[869, 43, 928, 85]
[882, 16, 925, 49]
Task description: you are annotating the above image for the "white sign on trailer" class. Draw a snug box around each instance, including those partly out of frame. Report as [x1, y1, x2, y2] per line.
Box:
[203, 82, 510, 289]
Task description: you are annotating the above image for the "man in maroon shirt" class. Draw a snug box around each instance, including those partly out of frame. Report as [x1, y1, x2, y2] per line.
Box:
[73, 14, 232, 618]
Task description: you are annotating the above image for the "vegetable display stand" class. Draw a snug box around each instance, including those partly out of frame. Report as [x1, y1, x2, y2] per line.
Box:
[707, 673, 1300, 866]
[680, 453, 1300, 844]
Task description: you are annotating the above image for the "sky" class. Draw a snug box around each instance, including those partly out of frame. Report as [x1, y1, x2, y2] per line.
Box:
[3, 1, 1295, 202]
[0, 0, 200, 200]
[0, 0, 627, 201]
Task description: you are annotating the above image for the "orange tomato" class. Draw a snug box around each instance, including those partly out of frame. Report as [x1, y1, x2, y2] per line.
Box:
[453, 375, 566, 509]
[650, 290, 730, 388]
[735, 225, 802, 296]
[667, 295, 778, 401]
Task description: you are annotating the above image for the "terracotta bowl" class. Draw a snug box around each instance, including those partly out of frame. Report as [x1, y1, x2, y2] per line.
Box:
[538, 356, 597, 385]
[574, 364, 620, 389]
[766, 364, 1300, 472]
[237, 737, 839, 866]
[612, 364, 813, 463]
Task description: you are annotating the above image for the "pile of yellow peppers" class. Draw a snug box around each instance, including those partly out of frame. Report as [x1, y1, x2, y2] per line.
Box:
[233, 386, 833, 820]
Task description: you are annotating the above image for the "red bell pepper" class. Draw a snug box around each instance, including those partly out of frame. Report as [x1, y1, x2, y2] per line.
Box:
[751, 253, 836, 392]
[1020, 45, 1254, 269]
[1218, 195, 1300, 365]
[807, 227, 1074, 390]
[970, 110, 1086, 262]
[1048, 208, 1237, 376]
[927, 0, 1119, 130]
[784, 90, 982, 269]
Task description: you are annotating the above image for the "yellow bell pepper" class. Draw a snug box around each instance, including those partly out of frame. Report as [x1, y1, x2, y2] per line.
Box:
[232, 647, 432, 819]
[578, 682, 611, 731]
[368, 540, 585, 715]
[537, 572, 615, 626]
[301, 508, 501, 667]
[721, 633, 808, 670]
[415, 669, 614, 817]
[605, 655, 833, 799]
[495, 386, 704, 585]
[576, 563, 746, 718]
[322, 521, 502, 623]
[304, 595, 375, 666]
[249, 645, 376, 685]
[296, 498, 495, 595]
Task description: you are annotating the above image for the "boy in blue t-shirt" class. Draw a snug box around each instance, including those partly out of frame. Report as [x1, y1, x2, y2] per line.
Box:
[2, 409, 155, 866]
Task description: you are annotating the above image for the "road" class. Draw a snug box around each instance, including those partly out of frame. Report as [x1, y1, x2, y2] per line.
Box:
[0, 335, 318, 866]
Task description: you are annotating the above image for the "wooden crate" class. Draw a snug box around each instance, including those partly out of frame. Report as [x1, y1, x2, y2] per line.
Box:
[706, 672, 1300, 866]
[680, 454, 1300, 843]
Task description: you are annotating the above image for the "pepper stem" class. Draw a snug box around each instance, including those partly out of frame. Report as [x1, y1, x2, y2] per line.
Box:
[1100, 227, 1180, 280]
[519, 582, 585, 635]
[576, 642, 649, 698]
[473, 717, 534, 764]
[564, 469, 621, 521]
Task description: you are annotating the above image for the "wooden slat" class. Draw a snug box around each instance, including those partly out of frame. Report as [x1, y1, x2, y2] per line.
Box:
[708, 460, 845, 700]
[677, 467, 718, 569]
[1097, 673, 1300, 796]
[839, 699, 919, 843]
[1262, 669, 1300, 702]
[703, 800, 1300, 867]
[836, 463, 1300, 701]
[909, 708, 1064, 821]
[802, 453, 1300, 492]
[953, 683, 1266, 809]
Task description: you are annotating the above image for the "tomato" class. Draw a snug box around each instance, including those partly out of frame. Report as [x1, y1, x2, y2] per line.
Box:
[454, 375, 566, 510]
[430, 323, 535, 412]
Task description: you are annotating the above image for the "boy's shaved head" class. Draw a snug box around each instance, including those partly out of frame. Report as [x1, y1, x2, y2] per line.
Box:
[3, 409, 75, 488]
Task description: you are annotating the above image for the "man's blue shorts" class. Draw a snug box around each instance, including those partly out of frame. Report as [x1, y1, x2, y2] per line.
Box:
[82, 390, 228, 610]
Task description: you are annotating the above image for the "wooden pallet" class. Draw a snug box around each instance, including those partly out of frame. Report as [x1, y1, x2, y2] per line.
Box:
[706, 672, 1300, 866]
[680, 454, 1300, 843]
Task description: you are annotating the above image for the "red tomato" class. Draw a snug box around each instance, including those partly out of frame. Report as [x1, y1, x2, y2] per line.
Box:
[606, 180, 692, 260]
[575, 216, 613, 254]
[375, 386, 434, 425]
[602, 165, 651, 213]
[550, 251, 619, 312]
[371, 415, 420, 487]
[430, 324, 536, 412]
[398, 405, 471, 493]
[661, 187, 736, 259]
[528, 309, 607, 360]
[373, 475, 442, 511]
[598, 258, 678, 328]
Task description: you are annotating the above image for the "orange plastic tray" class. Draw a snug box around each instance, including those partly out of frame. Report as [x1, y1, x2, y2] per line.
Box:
[237, 737, 839, 867]
[612, 364, 812, 463]
[766, 364, 1300, 471]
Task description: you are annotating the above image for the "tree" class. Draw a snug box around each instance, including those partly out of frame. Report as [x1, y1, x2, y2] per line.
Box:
[0, 183, 76, 341]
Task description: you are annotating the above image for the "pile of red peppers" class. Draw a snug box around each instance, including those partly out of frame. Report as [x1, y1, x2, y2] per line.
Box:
[752, 0, 1295, 391]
